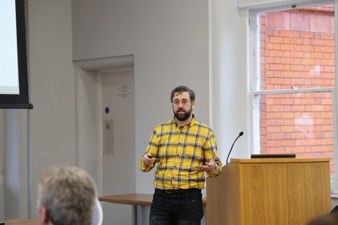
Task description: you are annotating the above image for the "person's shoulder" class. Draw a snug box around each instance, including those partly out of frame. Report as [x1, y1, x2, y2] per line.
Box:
[191, 117, 211, 129]
[154, 119, 173, 129]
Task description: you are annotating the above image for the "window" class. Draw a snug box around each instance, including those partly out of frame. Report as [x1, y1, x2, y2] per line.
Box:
[249, 2, 336, 175]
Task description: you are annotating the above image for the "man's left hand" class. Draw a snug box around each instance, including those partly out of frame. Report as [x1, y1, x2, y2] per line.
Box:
[198, 152, 217, 172]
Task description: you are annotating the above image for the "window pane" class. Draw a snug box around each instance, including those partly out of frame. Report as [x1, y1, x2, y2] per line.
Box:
[257, 92, 334, 174]
[259, 5, 335, 91]
[255, 3, 336, 176]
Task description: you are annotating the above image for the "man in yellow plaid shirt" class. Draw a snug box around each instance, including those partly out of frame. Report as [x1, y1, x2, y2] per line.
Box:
[140, 85, 222, 225]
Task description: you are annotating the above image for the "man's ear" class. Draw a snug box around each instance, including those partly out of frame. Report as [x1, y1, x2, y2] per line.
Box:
[37, 207, 50, 225]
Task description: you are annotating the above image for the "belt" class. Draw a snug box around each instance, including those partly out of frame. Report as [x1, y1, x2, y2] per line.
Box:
[155, 188, 201, 194]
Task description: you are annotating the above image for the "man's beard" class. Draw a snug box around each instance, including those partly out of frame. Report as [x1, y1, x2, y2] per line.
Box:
[174, 108, 193, 121]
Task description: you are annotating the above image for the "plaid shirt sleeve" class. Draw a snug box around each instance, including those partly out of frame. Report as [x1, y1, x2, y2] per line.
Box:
[140, 129, 159, 172]
[203, 129, 222, 177]
[207, 156, 222, 177]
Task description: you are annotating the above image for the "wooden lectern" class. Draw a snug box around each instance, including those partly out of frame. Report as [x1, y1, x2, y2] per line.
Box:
[206, 158, 331, 225]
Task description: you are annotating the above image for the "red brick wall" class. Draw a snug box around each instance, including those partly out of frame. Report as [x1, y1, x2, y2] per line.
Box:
[259, 7, 335, 172]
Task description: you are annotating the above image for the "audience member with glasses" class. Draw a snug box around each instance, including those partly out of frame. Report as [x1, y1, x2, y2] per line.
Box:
[140, 85, 222, 225]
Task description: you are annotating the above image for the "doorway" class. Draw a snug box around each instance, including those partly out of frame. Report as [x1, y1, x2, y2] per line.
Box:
[74, 55, 135, 224]
[99, 69, 135, 195]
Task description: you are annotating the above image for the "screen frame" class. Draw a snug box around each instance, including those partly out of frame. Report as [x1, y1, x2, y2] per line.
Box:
[0, 0, 32, 109]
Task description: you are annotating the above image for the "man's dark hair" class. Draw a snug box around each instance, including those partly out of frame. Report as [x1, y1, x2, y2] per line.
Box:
[170, 85, 195, 102]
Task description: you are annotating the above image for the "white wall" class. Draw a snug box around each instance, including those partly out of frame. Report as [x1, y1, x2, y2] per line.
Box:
[209, 0, 248, 162]
[74, 67, 100, 182]
[4, 110, 29, 218]
[71, 0, 211, 193]
[24, 0, 75, 218]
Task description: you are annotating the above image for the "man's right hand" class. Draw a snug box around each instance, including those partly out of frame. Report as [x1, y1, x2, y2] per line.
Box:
[143, 153, 156, 166]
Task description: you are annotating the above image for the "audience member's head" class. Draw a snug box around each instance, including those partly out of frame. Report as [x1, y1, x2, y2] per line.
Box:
[307, 212, 338, 225]
[37, 165, 97, 225]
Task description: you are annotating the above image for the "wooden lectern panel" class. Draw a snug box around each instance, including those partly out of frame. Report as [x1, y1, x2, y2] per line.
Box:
[206, 158, 331, 225]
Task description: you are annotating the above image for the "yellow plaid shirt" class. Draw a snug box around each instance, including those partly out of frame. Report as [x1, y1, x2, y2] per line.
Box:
[140, 116, 222, 190]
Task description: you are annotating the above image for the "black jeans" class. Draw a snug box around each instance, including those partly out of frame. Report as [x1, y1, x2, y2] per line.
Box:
[149, 188, 203, 225]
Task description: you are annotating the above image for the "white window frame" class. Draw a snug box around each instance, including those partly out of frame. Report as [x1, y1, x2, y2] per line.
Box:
[245, 0, 338, 191]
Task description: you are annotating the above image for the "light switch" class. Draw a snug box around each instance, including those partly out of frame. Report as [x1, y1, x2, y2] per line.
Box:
[103, 120, 114, 155]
